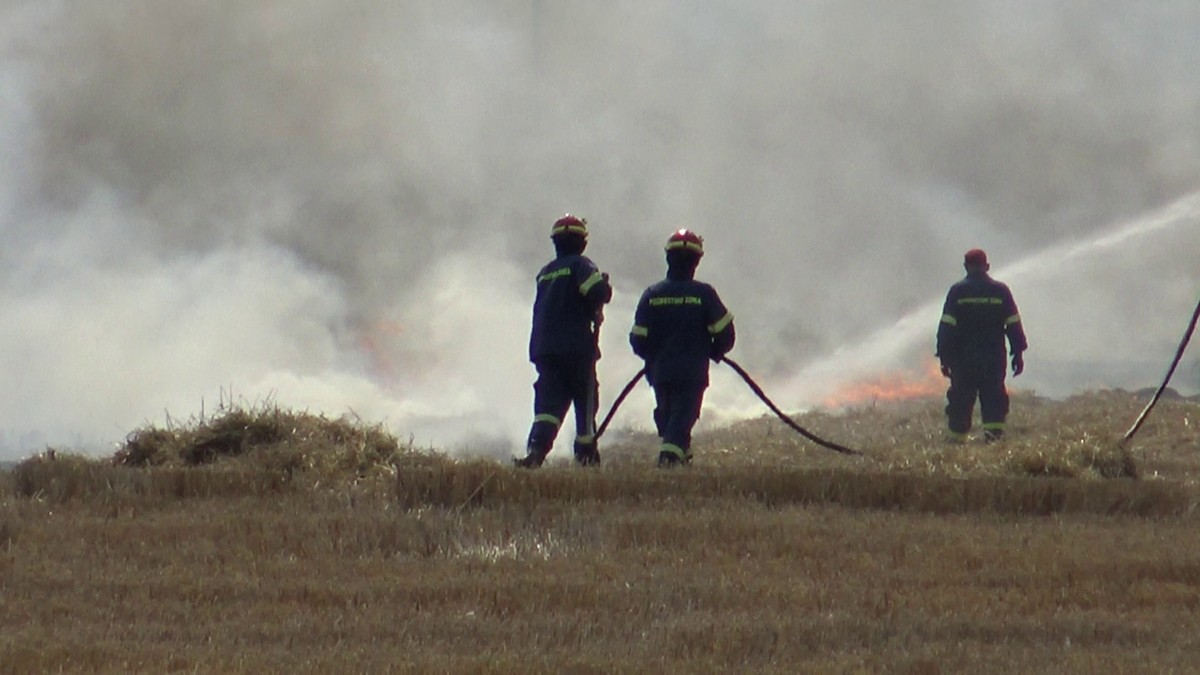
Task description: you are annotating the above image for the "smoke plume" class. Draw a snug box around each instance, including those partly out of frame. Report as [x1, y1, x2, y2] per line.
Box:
[1, 1, 1198, 459]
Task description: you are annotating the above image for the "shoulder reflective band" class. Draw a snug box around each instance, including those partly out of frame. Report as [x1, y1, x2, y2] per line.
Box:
[1005, 314, 1021, 326]
[648, 296, 702, 306]
[537, 267, 571, 284]
[579, 271, 605, 295]
[708, 312, 734, 334]
[630, 325, 649, 337]
[957, 297, 1003, 305]
[941, 314, 958, 326]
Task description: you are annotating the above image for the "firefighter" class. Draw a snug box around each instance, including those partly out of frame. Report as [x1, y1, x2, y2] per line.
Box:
[515, 214, 613, 468]
[630, 230, 735, 466]
[936, 248, 1028, 442]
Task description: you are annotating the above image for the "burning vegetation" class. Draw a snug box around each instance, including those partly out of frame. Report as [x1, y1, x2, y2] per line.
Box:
[820, 358, 947, 409]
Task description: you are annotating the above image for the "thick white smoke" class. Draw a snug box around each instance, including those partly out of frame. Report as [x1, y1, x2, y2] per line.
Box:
[1, 1, 1198, 459]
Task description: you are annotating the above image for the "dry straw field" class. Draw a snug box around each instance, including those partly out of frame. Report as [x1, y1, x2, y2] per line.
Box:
[2, 390, 1199, 673]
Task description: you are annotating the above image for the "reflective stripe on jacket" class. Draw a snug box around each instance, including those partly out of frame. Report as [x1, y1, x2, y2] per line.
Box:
[529, 254, 612, 360]
[936, 272, 1027, 367]
[630, 278, 734, 385]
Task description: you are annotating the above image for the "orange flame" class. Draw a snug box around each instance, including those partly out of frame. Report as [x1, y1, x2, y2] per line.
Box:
[358, 319, 406, 388]
[821, 357, 945, 409]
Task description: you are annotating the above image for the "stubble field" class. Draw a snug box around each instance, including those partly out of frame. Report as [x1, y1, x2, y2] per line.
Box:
[1, 391, 1198, 674]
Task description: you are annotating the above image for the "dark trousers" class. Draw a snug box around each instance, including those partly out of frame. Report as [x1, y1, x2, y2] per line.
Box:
[653, 382, 706, 458]
[945, 360, 1009, 438]
[526, 355, 598, 455]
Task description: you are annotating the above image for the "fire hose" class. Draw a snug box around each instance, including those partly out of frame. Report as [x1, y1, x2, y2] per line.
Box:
[595, 358, 862, 456]
[721, 357, 861, 456]
[1122, 293, 1200, 444]
[595, 367, 644, 440]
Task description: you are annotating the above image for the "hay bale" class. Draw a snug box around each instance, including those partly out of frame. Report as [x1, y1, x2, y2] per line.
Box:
[112, 401, 423, 482]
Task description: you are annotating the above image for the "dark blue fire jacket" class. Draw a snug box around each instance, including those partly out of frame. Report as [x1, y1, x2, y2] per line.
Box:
[630, 279, 735, 386]
[529, 254, 612, 360]
[936, 272, 1028, 367]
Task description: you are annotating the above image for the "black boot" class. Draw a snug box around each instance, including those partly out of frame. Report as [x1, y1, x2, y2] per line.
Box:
[574, 440, 601, 467]
[657, 451, 692, 468]
[513, 448, 547, 468]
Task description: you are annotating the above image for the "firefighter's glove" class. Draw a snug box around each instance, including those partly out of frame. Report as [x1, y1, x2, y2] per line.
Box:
[1011, 352, 1024, 377]
[597, 273, 613, 304]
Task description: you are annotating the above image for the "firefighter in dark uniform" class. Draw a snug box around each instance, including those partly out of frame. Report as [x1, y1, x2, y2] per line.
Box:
[516, 214, 613, 468]
[630, 230, 735, 466]
[936, 248, 1028, 442]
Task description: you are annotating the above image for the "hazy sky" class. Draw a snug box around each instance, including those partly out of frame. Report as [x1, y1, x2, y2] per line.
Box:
[1, 1, 1198, 459]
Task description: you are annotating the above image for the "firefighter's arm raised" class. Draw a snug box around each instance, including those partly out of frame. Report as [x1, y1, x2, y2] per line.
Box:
[579, 266, 612, 309]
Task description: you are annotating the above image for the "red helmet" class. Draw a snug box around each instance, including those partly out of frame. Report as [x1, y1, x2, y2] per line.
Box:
[665, 229, 704, 256]
[964, 248, 988, 267]
[551, 214, 588, 239]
